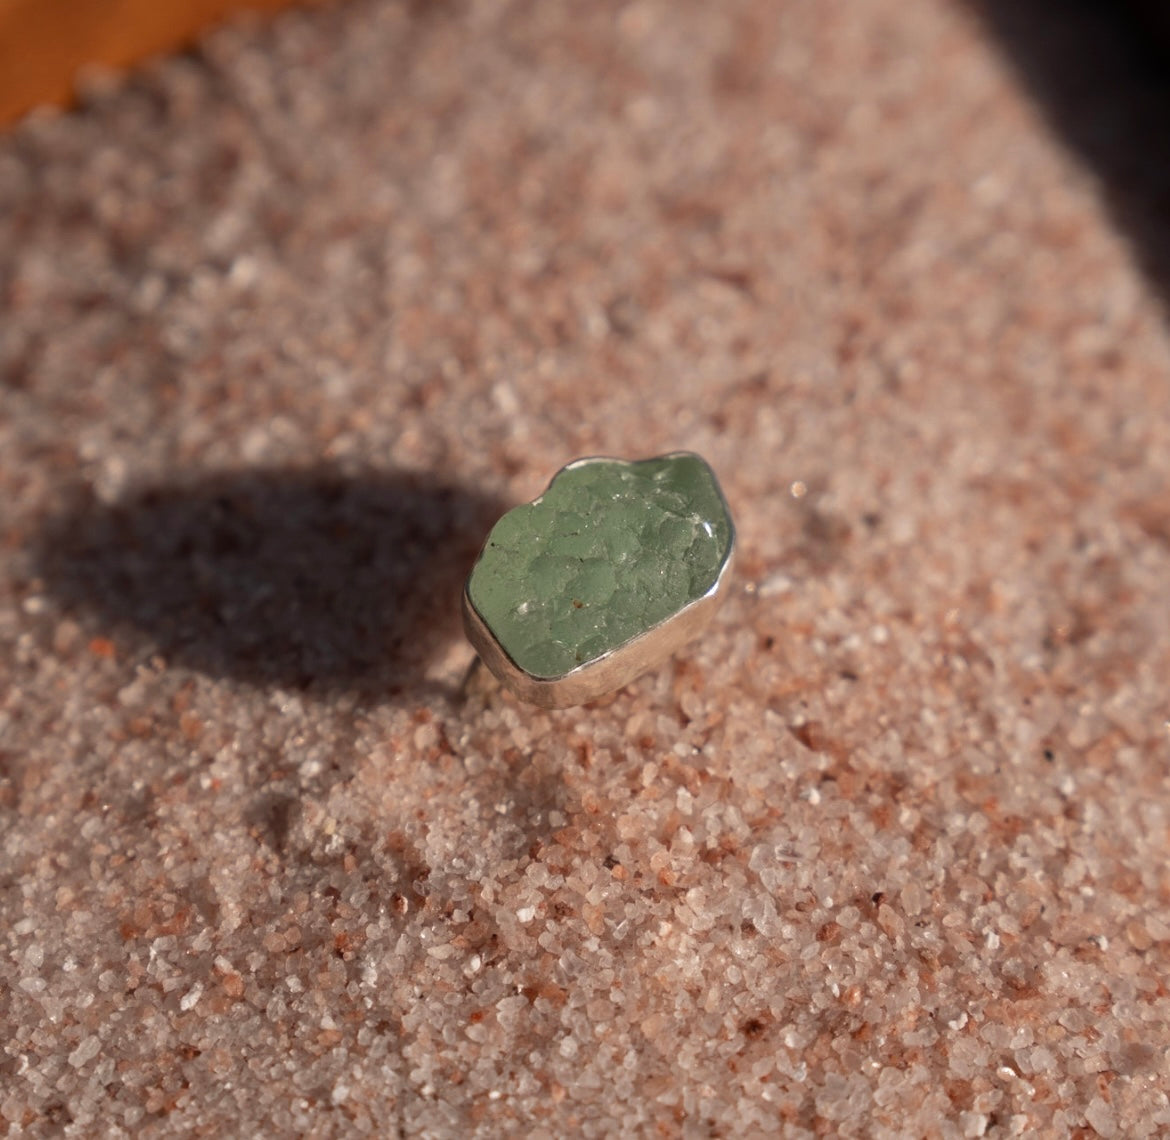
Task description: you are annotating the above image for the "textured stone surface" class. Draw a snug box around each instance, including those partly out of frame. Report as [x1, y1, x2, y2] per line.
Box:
[2, 0, 1170, 1137]
[467, 454, 732, 678]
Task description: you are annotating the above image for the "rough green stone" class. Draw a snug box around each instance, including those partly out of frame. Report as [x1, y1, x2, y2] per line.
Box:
[467, 454, 733, 679]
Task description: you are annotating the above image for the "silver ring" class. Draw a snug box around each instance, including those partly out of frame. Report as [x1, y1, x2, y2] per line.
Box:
[462, 452, 735, 708]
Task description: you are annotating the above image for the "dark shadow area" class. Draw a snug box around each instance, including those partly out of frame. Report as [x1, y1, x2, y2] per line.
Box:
[967, 0, 1170, 309]
[36, 466, 506, 699]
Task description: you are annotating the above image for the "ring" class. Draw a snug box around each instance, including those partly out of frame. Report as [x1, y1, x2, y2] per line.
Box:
[462, 451, 735, 708]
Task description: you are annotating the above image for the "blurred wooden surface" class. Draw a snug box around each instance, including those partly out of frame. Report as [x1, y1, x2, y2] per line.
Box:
[0, 0, 309, 125]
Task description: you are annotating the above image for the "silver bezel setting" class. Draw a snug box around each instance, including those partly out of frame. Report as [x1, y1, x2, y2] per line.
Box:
[462, 453, 736, 709]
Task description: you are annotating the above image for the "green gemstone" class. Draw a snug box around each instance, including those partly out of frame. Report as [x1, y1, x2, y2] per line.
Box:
[467, 453, 734, 680]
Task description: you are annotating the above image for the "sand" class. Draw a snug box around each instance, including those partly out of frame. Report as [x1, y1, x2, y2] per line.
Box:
[1, 0, 1168, 1135]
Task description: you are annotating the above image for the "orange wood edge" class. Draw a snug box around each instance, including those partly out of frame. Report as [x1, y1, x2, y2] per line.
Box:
[0, 0, 318, 127]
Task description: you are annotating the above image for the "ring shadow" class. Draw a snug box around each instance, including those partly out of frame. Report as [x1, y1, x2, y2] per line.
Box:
[34, 466, 507, 701]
